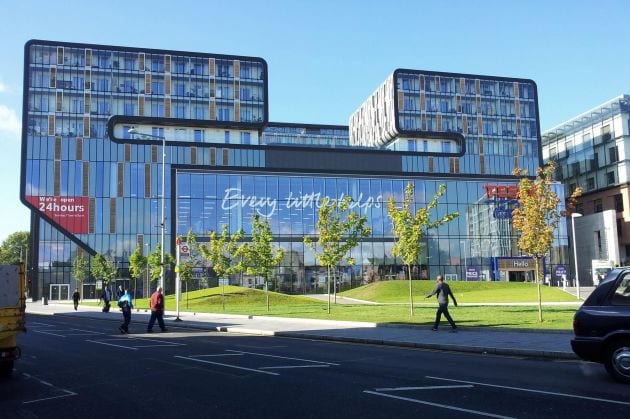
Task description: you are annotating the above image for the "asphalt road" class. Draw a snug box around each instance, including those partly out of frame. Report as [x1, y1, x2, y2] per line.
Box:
[1, 314, 629, 418]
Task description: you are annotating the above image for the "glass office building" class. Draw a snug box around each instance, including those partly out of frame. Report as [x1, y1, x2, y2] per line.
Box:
[21, 40, 570, 300]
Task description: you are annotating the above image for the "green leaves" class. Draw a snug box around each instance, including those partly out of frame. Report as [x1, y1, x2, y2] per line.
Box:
[92, 253, 116, 285]
[128, 245, 147, 281]
[0, 231, 29, 265]
[199, 225, 245, 279]
[71, 253, 90, 284]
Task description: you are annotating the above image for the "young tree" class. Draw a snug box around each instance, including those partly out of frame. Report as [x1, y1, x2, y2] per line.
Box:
[242, 214, 284, 311]
[92, 253, 117, 292]
[71, 252, 91, 288]
[147, 244, 175, 291]
[388, 182, 459, 316]
[0, 231, 29, 265]
[178, 229, 199, 308]
[304, 196, 371, 314]
[199, 225, 245, 310]
[129, 245, 147, 299]
[512, 161, 581, 322]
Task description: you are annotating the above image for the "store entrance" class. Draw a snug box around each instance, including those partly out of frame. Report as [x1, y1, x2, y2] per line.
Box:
[507, 270, 534, 282]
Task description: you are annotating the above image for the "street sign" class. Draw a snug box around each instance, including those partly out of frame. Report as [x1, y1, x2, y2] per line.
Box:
[465, 266, 480, 281]
[554, 265, 567, 279]
[180, 244, 189, 255]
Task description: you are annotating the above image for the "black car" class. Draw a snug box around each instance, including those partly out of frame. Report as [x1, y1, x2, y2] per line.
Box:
[571, 268, 630, 383]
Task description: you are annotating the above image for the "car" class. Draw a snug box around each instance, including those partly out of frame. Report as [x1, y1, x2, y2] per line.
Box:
[571, 268, 630, 383]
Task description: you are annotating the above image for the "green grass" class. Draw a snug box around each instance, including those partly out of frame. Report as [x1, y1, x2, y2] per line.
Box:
[120, 284, 577, 330]
[341, 280, 579, 303]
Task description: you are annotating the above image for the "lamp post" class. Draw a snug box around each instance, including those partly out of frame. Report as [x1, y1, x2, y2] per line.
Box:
[571, 213, 583, 300]
[144, 243, 150, 298]
[129, 128, 166, 291]
[460, 240, 468, 281]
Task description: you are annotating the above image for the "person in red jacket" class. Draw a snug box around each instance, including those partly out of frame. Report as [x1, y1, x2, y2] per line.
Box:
[147, 286, 167, 333]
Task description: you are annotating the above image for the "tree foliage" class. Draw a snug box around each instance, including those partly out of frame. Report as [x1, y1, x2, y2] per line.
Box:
[147, 243, 175, 284]
[129, 245, 147, 282]
[91, 253, 117, 286]
[71, 252, 91, 285]
[511, 161, 582, 322]
[0, 231, 29, 265]
[388, 182, 459, 316]
[242, 215, 284, 311]
[304, 196, 371, 313]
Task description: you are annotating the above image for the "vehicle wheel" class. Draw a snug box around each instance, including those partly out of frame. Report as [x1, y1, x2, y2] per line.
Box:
[0, 360, 14, 378]
[604, 339, 630, 383]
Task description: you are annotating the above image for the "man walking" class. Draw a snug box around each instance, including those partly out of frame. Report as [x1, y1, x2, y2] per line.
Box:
[72, 288, 81, 310]
[117, 289, 133, 334]
[425, 275, 458, 331]
[147, 286, 167, 333]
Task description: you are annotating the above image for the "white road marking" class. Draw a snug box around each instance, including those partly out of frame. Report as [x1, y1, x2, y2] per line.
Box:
[21, 373, 77, 405]
[363, 391, 514, 419]
[375, 385, 474, 391]
[129, 337, 186, 346]
[174, 355, 279, 376]
[85, 339, 138, 350]
[225, 349, 339, 365]
[195, 353, 244, 357]
[427, 376, 630, 407]
[33, 330, 67, 337]
[259, 365, 331, 370]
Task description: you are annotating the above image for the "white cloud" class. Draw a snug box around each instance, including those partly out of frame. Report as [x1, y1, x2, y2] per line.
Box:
[0, 81, 7, 92]
[0, 105, 21, 135]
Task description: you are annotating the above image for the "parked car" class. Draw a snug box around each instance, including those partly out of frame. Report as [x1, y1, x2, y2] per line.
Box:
[571, 268, 630, 383]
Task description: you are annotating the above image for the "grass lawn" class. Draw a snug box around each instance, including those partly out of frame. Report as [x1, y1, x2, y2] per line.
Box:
[341, 280, 579, 303]
[121, 285, 577, 330]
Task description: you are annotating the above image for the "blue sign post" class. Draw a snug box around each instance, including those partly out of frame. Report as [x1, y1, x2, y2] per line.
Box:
[554, 265, 567, 279]
[466, 266, 480, 281]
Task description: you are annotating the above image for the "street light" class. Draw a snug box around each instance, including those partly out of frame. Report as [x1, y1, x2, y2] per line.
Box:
[129, 127, 166, 291]
[571, 213, 583, 300]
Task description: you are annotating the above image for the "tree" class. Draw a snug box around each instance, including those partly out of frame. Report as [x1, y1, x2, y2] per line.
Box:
[512, 161, 581, 322]
[92, 253, 117, 291]
[178, 229, 199, 308]
[129, 245, 147, 299]
[388, 182, 459, 316]
[71, 252, 91, 288]
[0, 231, 29, 265]
[147, 244, 175, 290]
[199, 225, 245, 310]
[242, 215, 284, 311]
[304, 196, 371, 314]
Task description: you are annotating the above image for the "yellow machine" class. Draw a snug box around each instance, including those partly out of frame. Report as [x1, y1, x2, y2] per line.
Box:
[0, 263, 26, 378]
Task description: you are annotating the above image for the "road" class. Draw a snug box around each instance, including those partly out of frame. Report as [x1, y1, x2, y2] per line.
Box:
[1, 314, 628, 418]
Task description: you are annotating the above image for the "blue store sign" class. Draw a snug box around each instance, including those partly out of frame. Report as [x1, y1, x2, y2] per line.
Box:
[554, 265, 567, 279]
[466, 266, 480, 280]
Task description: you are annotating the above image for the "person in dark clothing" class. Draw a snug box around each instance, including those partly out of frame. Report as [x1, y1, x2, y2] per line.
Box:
[116, 285, 124, 299]
[147, 286, 167, 333]
[72, 289, 81, 310]
[425, 275, 458, 331]
[101, 287, 112, 312]
[117, 289, 133, 334]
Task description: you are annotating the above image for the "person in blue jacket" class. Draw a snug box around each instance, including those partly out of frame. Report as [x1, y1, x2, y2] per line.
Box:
[118, 289, 134, 334]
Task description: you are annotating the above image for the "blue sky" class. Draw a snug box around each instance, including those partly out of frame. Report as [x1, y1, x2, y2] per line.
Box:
[1, 0, 629, 242]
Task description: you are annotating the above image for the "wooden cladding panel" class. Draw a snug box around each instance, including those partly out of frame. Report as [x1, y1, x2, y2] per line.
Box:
[479, 137, 484, 154]
[449, 157, 460, 174]
[420, 92, 426, 111]
[124, 144, 131, 162]
[419, 74, 425, 91]
[428, 156, 434, 173]
[144, 164, 151, 198]
[515, 100, 520, 118]
[209, 100, 216, 120]
[164, 97, 171, 118]
[56, 91, 63, 112]
[475, 79, 480, 95]
[54, 136, 61, 159]
[517, 138, 523, 156]
[109, 198, 116, 233]
[57, 47, 64, 65]
[76, 137, 83, 160]
[53, 160, 60, 195]
[85, 49, 92, 67]
[138, 53, 145, 71]
[209, 58, 215, 77]
[84, 69, 91, 89]
[210, 147, 216, 165]
[145, 73, 152, 94]
[222, 149, 229, 165]
[209, 80, 215, 98]
[234, 60, 240, 78]
[437, 113, 442, 131]
[477, 116, 482, 134]
[234, 102, 240, 122]
[84, 92, 91, 113]
[164, 55, 171, 72]
[151, 145, 158, 162]
[422, 113, 427, 131]
[191, 147, 197, 165]
[513, 82, 519, 98]
[88, 197, 95, 233]
[49, 67, 56, 88]
[83, 116, 90, 137]
[117, 163, 124, 197]
[479, 155, 485, 174]
[514, 157, 519, 170]
[82, 161, 89, 196]
[457, 95, 462, 113]
[48, 115, 55, 136]
[138, 95, 145, 116]
[165, 74, 171, 95]
[460, 78, 465, 92]
[463, 115, 468, 134]
[398, 91, 404, 110]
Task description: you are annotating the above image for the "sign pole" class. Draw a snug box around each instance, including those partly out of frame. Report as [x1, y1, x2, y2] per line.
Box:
[175, 237, 182, 322]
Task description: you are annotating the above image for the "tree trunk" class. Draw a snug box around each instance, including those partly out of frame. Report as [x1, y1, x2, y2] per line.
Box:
[535, 257, 543, 323]
[327, 265, 331, 314]
[266, 274, 270, 312]
[408, 264, 414, 317]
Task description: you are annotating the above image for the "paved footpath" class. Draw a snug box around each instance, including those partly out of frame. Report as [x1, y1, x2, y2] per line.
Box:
[26, 301, 578, 360]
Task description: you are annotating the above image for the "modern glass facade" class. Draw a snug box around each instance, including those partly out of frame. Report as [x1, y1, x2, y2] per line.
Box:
[21, 40, 569, 300]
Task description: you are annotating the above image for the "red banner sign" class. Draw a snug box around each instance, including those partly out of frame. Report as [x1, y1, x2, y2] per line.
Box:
[26, 196, 89, 234]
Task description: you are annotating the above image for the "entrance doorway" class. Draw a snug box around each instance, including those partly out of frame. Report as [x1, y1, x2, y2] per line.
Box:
[49, 284, 70, 301]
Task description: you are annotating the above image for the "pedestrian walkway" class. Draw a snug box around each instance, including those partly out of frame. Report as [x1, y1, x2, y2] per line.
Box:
[26, 301, 578, 360]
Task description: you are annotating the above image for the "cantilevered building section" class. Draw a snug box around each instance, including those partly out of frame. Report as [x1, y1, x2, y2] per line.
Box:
[350, 69, 541, 177]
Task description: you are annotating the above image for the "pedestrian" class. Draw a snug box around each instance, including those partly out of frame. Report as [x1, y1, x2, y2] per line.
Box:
[116, 285, 124, 299]
[101, 287, 112, 312]
[147, 286, 168, 333]
[425, 275, 458, 331]
[117, 288, 133, 334]
[72, 288, 81, 310]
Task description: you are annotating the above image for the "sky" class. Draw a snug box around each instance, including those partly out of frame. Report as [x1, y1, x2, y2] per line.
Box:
[1, 0, 629, 242]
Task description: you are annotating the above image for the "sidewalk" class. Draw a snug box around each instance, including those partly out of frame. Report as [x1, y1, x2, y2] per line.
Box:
[26, 301, 577, 360]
